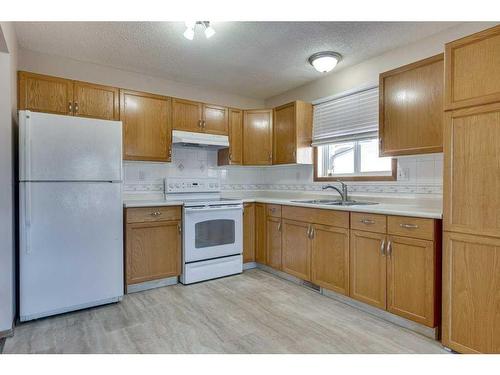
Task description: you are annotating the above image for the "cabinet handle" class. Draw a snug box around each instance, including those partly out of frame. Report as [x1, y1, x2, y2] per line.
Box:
[292, 150, 296, 159]
[150, 211, 162, 216]
[310, 225, 315, 239]
[198, 120, 202, 128]
[278, 221, 281, 232]
[229, 153, 232, 161]
[178, 223, 182, 233]
[268, 152, 272, 162]
[387, 241, 392, 257]
[360, 219, 375, 225]
[380, 239, 386, 256]
[400, 223, 418, 229]
[68, 102, 73, 114]
[202, 120, 206, 128]
[306, 224, 312, 239]
[74, 102, 79, 114]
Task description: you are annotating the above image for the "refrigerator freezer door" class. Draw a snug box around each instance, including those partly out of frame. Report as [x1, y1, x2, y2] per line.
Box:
[19, 181, 123, 320]
[19, 111, 122, 182]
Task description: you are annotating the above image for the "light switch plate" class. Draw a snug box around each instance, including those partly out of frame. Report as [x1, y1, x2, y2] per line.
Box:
[397, 167, 410, 181]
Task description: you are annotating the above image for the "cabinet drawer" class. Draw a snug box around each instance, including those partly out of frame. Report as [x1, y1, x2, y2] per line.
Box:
[387, 215, 435, 240]
[282, 205, 349, 228]
[266, 204, 282, 218]
[351, 212, 387, 233]
[126, 206, 181, 224]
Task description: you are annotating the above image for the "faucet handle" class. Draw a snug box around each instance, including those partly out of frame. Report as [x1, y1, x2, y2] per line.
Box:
[336, 180, 347, 188]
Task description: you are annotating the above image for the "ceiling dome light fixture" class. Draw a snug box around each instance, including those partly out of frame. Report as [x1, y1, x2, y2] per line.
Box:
[308, 51, 342, 73]
[183, 21, 216, 40]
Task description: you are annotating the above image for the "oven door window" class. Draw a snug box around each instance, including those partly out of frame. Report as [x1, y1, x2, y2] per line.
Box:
[195, 219, 235, 248]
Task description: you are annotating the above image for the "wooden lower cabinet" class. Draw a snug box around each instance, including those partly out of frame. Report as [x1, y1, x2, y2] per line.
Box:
[387, 235, 437, 327]
[243, 203, 255, 263]
[282, 219, 311, 281]
[442, 232, 500, 353]
[349, 230, 387, 309]
[311, 224, 349, 295]
[125, 220, 181, 286]
[255, 203, 267, 264]
[266, 217, 282, 270]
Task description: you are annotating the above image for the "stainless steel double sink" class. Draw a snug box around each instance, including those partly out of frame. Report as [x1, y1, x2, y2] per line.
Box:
[290, 199, 378, 206]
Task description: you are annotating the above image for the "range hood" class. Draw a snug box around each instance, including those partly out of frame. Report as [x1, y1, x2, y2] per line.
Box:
[172, 130, 229, 149]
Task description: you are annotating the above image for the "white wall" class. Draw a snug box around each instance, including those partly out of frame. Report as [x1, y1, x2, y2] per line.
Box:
[18, 48, 265, 109]
[265, 22, 497, 107]
[0, 21, 18, 336]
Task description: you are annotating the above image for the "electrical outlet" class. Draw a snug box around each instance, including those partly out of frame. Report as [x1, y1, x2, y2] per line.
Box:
[397, 167, 410, 181]
[138, 171, 146, 180]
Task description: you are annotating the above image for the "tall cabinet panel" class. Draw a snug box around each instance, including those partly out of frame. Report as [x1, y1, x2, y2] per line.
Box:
[121, 90, 172, 162]
[442, 25, 500, 354]
[243, 109, 273, 165]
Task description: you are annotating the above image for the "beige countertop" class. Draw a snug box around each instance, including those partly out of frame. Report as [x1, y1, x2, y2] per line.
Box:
[123, 191, 442, 219]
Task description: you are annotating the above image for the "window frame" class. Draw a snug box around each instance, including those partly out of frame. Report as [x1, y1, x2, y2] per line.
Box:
[313, 145, 397, 182]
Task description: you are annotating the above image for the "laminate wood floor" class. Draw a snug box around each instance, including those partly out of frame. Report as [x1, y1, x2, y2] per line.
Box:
[3, 269, 447, 354]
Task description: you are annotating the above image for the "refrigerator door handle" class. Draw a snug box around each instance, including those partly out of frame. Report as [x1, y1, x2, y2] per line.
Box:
[24, 183, 32, 254]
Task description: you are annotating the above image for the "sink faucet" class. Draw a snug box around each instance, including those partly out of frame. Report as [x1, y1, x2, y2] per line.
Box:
[322, 181, 348, 202]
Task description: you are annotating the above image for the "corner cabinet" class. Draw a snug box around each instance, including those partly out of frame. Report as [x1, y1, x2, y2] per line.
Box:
[273, 101, 313, 165]
[120, 89, 172, 162]
[125, 206, 182, 289]
[243, 109, 273, 165]
[18, 71, 119, 120]
[379, 54, 444, 156]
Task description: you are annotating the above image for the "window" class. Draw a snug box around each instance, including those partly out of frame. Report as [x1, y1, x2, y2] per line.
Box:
[312, 87, 396, 181]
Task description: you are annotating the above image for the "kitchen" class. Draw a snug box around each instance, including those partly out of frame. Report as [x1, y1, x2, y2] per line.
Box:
[0, 2, 499, 371]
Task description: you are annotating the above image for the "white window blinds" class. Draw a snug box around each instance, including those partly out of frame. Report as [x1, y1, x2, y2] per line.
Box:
[312, 87, 379, 146]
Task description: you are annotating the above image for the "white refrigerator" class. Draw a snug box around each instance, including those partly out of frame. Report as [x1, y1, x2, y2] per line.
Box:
[19, 110, 124, 321]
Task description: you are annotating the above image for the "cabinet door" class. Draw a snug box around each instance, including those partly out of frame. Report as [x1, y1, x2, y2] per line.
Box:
[443, 102, 500, 238]
[266, 217, 282, 270]
[172, 98, 203, 132]
[442, 232, 500, 354]
[73, 81, 120, 120]
[228, 108, 243, 164]
[255, 203, 267, 264]
[282, 219, 311, 281]
[379, 54, 444, 156]
[445, 25, 500, 110]
[121, 90, 171, 162]
[311, 224, 349, 295]
[203, 104, 228, 135]
[243, 109, 273, 165]
[273, 102, 296, 164]
[18, 71, 73, 115]
[243, 203, 255, 263]
[386, 235, 437, 327]
[349, 230, 387, 309]
[126, 221, 181, 285]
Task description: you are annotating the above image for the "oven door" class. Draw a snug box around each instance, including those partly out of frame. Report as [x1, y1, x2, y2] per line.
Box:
[183, 204, 243, 263]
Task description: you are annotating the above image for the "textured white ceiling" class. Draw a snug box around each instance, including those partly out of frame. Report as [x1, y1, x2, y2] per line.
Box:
[14, 22, 458, 99]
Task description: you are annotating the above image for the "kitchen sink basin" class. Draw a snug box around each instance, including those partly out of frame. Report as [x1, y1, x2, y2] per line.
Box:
[291, 199, 378, 206]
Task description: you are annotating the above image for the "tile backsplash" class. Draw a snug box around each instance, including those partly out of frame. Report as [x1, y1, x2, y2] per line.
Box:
[124, 145, 443, 196]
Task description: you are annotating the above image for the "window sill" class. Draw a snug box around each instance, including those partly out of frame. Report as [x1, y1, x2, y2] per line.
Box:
[313, 159, 398, 182]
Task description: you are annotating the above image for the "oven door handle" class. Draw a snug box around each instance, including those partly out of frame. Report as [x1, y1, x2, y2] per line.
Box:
[184, 205, 243, 213]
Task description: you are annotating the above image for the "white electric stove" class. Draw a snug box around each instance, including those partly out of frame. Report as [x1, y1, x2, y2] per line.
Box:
[165, 178, 243, 284]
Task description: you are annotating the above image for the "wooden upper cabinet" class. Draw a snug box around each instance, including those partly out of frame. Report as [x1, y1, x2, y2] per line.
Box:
[121, 89, 172, 162]
[243, 109, 273, 165]
[18, 71, 74, 115]
[243, 203, 256, 263]
[379, 54, 444, 156]
[443, 102, 500, 239]
[228, 108, 243, 164]
[281, 219, 311, 281]
[266, 217, 282, 270]
[255, 203, 267, 264]
[442, 232, 500, 353]
[386, 235, 437, 327]
[445, 25, 500, 110]
[273, 101, 313, 165]
[311, 224, 349, 295]
[172, 98, 203, 132]
[203, 104, 228, 135]
[73, 81, 119, 120]
[349, 230, 387, 309]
